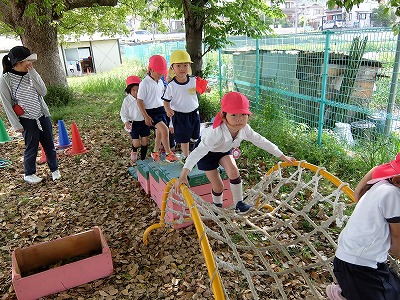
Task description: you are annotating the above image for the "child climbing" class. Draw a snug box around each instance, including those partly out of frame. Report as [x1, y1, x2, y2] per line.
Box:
[174, 91, 295, 214]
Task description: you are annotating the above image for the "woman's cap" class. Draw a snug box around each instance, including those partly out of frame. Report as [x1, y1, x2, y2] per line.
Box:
[148, 55, 168, 75]
[8, 46, 37, 66]
[367, 153, 400, 184]
[126, 75, 141, 86]
[212, 92, 252, 128]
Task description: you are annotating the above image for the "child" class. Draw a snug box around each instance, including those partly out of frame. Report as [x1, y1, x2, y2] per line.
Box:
[174, 91, 295, 213]
[162, 49, 210, 160]
[136, 55, 179, 163]
[327, 153, 400, 300]
[120, 75, 149, 164]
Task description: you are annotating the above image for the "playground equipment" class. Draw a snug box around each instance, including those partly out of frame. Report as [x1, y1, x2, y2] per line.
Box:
[143, 160, 400, 299]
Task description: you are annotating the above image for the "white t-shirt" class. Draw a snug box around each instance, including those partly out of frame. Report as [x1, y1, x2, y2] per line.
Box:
[183, 123, 284, 171]
[120, 94, 144, 123]
[162, 75, 199, 113]
[336, 180, 400, 268]
[137, 75, 165, 109]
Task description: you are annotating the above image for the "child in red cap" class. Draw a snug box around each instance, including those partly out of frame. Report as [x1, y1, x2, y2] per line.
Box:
[136, 55, 179, 162]
[327, 153, 400, 300]
[174, 91, 295, 213]
[120, 75, 149, 164]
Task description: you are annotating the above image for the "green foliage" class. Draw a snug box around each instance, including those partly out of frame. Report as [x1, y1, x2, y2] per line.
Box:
[371, 5, 397, 28]
[45, 84, 74, 107]
[198, 90, 221, 122]
[202, 0, 284, 52]
[328, 0, 399, 31]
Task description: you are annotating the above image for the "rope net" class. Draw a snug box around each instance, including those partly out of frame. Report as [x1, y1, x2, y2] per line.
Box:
[144, 161, 399, 300]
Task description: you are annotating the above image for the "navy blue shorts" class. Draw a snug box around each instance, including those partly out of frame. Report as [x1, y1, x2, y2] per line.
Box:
[333, 257, 400, 300]
[197, 150, 232, 171]
[172, 110, 200, 143]
[129, 120, 150, 139]
[146, 106, 167, 127]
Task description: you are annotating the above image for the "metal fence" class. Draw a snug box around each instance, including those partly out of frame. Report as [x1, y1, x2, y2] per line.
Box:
[121, 27, 400, 146]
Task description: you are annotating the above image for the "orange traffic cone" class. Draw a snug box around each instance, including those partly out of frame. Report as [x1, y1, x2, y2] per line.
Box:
[65, 123, 88, 156]
[38, 143, 46, 164]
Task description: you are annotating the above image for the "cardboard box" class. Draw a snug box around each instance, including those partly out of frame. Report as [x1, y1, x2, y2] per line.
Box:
[12, 226, 113, 300]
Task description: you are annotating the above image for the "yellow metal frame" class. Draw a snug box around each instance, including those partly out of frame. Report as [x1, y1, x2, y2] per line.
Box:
[142, 160, 355, 300]
[143, 178, 225, 300]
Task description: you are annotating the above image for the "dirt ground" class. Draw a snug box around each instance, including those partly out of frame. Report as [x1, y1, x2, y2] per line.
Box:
[0, 124, 214, 300]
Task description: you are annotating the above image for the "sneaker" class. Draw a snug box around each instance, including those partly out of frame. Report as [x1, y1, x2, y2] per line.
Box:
[130, 151, 138, 163]
[235, 201, 253, 214]
[151, 151, 160, 162]
[24, 174, 42, 184]
[214, 203, 223, 208]
[165, 152, 179, 163]
[326, 283, 346, 300]
[181, 156, 187, 165]
[52, 170, 61, 181]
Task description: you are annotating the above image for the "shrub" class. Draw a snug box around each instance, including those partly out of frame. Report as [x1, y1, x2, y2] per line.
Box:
[45, 85, 74, 107]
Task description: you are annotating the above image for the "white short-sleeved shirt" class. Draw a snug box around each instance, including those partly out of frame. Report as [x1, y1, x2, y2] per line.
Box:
[162, 75, 199, 113]
[183, 123, 284, 171]
[120, 94, 144, 123]
[336, 180, 400, 268]
[137, 75, 165, 109]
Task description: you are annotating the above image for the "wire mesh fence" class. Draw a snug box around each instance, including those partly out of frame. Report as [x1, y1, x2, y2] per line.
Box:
[121, 27, 400, 146]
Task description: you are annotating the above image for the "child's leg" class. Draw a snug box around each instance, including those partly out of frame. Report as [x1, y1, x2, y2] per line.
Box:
[153, 128, 161, 153]
[205, 169, 224, 206]
[181, 142, 190, 157]
[140, 136, 149, 160]
[220, 155, 251, 213]
[219, 155, 241, 203]
[155, 122, 172, 154]
[131, 139, 140, 162]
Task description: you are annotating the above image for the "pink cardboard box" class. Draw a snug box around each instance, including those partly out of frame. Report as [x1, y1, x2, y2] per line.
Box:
[137, 171, 150, 194]
[12, 226, 113, 300]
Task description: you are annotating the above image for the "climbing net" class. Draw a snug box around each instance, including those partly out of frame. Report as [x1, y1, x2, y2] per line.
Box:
[143, 161, 398, 299]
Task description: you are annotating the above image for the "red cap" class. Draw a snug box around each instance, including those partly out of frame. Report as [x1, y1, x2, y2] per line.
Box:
[148, 55, 168, 75]
[212, 92, 252, 128]
[126, 75, 141, 86]
[367, 153, 400, 184]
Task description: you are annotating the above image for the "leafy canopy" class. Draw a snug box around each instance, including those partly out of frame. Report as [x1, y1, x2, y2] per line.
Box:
[327, 0, 400, 33]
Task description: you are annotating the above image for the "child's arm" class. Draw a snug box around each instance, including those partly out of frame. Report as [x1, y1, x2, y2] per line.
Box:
[137, 98, 153, 126]
[164, 100, 174, 118]
[279, 154, 296, 164]
[389, 223, 400, 258]
[174, 168, 190, 190]
[354, 167, 375, 202]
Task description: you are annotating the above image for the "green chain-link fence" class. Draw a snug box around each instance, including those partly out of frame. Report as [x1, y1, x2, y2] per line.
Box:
[122, 27, 400, 146]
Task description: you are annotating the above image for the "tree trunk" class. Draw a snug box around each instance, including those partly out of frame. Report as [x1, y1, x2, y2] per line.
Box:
[21, 22, 68, 87]
[183, 0, 206, 77]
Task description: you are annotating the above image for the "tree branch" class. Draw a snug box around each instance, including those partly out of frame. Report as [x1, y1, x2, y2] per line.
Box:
[65, 0, 118, 10]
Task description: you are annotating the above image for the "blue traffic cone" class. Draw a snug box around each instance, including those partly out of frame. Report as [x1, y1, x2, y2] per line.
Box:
[55, 120, 71, 149]
[0, 118, 11, 143]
